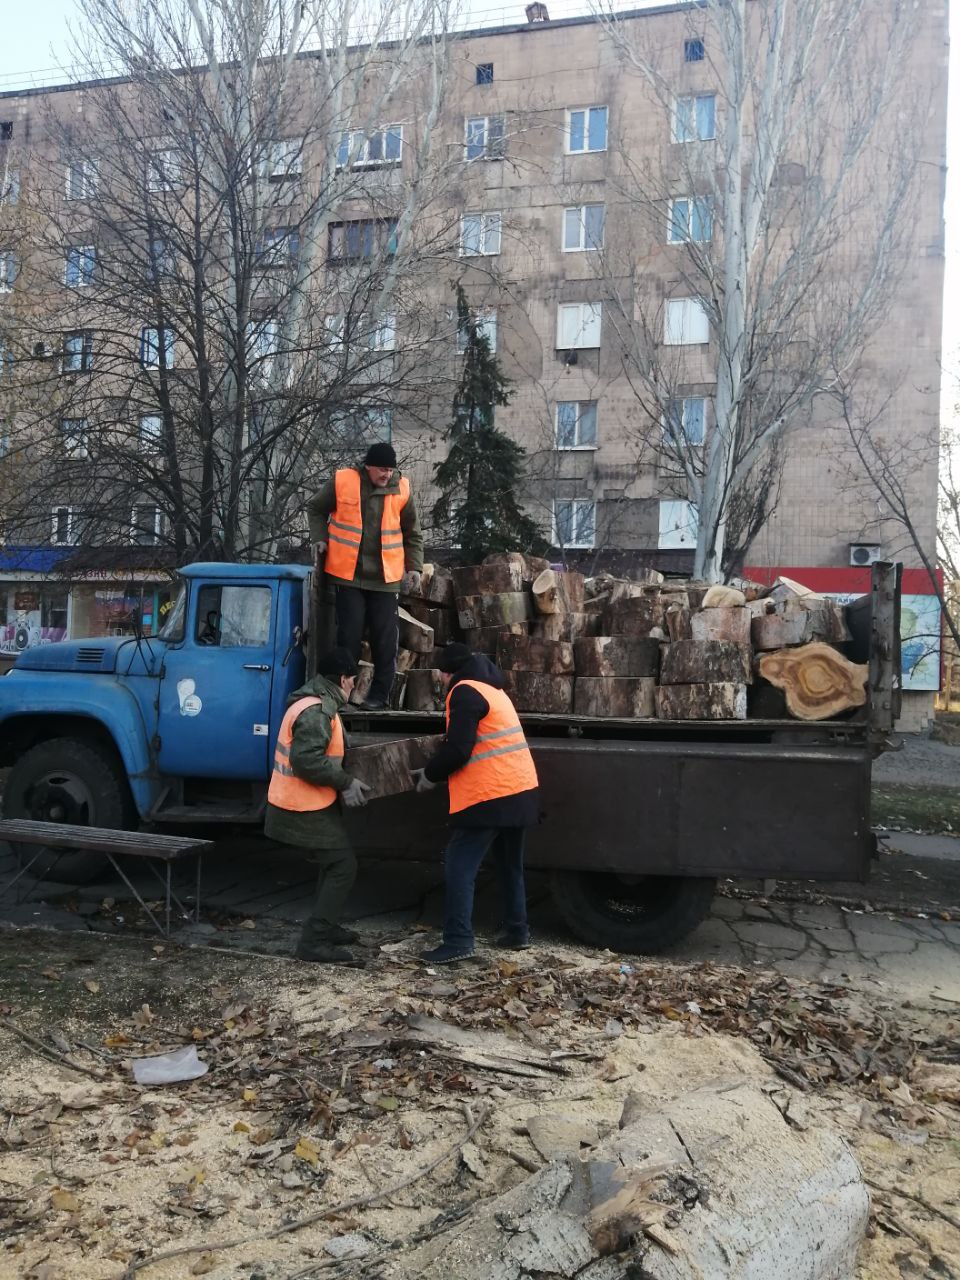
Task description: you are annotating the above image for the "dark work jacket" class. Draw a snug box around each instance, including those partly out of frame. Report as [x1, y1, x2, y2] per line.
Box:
[424, 654, 540, 829]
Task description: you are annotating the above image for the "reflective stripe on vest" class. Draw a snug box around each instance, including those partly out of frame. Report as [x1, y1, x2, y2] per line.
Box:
[445, 679, 538, 815]
[323, 469, 411, 584]
[267, 696, 345, 813]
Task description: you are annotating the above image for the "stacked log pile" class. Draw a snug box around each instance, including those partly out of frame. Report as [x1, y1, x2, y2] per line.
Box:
[363, 558, 868, 722]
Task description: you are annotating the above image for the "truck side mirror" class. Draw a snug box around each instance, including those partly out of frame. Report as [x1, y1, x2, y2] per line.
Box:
[282, 625, 303, 668]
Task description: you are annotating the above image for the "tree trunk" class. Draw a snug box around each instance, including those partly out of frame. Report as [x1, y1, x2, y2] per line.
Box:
[398, 607, 435, 654]
[574, 676, 656, 717]
[531, 569, 586, 615]
[573, 637, 660, 678]
[604, 597, 667, 637]
[757, 643, 868, 720]
[343, 734, 440, 798]
[751, 598, 851, 650]
[691, 606, 751, 645]
[453, 562, 524, 596]
[458, 593, 534, 630]
[656, 683, 748, 720]
[497, 634, 575, 675]
[534, 612, 599, 642]
[462, 623, 528, 656]
[405, 669, 443, 711]
[501, 672, 574, 713]
[665, 606, 693, 643]
[660, 640, 752, 685]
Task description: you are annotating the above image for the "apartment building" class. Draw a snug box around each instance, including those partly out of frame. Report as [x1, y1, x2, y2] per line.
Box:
[0, 0, 949, 720]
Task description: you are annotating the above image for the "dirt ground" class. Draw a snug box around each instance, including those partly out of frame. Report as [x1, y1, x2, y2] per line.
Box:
[873, 735, 960, 791]
[1, 926, 958, 1280]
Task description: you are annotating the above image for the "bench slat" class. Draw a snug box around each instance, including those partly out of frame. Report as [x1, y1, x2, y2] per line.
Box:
[0, 820, 213, 860]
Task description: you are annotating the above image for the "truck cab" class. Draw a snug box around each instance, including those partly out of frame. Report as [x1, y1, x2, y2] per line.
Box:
[0, 563, 310, 829]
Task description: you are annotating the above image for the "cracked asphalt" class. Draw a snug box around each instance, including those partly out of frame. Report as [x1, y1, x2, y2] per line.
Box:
[3, 830, 958, 1009]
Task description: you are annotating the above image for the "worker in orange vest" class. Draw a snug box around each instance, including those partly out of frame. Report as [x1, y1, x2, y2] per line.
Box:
[411, 642, 540, 964]
[307, 443, 424, 710]
[264, 647, 372, 964]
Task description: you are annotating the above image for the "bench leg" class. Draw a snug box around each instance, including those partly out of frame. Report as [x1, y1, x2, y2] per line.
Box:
[104, 854, 166, 937]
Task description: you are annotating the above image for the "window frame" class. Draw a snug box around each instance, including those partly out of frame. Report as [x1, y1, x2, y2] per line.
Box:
[456, 307, 497, 353]
[130, 503, 164, 546]
[62, 329, 94, 374]
[565, 105, 608, 154]
[51, 505, 75, 546]
[65, 157, 98, 201]
[667, 196, 713, 244]
[139, 325, 175, 370]
[555, 400, 598, 450]
[562, 203, 605, 252]
[672, 94, 717, 143]
[664, 297, 710, 346]
[257, 225, 300, 267]
[266, 136, 304, 180]
[556, 301, 602, 350]
[658, 498, 699, 549]
[460, 211, 502, 257]
[327, 218, 398, 263]
[463, 114, 506, 162]
[138, 413, 163, 453]
[60, 417, 89, 459]
[336, 125, 403, 170]
[664, 396, 707, 447]
[65, 243, 97, 288]
[553, 497, 596, 549]
[684, 37, 705, 62]
[0, 248, 16, 292]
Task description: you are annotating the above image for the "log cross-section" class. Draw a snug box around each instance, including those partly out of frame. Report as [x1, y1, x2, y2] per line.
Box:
[757, 643, 868, 720]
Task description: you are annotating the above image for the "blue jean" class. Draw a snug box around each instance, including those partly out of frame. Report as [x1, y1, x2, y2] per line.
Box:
[442, 826, 529, 950]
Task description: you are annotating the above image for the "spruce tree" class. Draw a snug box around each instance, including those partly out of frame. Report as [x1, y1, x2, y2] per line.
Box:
[432, 286, 543, 562]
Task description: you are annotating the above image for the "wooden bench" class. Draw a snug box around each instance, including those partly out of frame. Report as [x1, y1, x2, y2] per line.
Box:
[0, 820, 215, 937]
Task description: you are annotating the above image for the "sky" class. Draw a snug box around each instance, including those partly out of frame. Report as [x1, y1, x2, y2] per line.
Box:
[1, 0, 958, 404]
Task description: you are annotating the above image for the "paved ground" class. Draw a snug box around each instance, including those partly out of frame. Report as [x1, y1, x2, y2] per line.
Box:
[2, 831, 959, 1009]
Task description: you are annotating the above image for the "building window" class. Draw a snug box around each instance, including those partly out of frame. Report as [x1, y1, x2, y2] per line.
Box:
[139, 414, 163, 451]
[464, 115, 506, 162]
[0, 339, 13, 382]
[665, 298, 709, 345]
[684, 38, 705, 62]
[140, 326, 175, 369]
[659, 498, 699, 549]
[367, 313, 396, 351]
[60, 418, 88, 458]
[673, 95, 716, 143]
[556, 400, 598, 449]
[148, 236, 174, 277]
[336, 126, 403, 170]
[65, 244, 96, 287]
[668, 197, 713, 244]
[51, 505, 75, 545]
[556, 301, 602, 349]
[563, 204, 604, 252]
[331, 406, 393, 447]
[131, 504, 164, 545]
[247, 318, 279, 381]
[0, 249, 16, 292]
[148, 148, 181, 193]
[476, 63, 494, 85]
[0, 122, 12, 141]
[554, 498, 596, 549]
[62, 330, 94, 373]
[457, 308, 497, 353]
[566, 106, 607, 153]
[266, 137, 303, 180]
[257, 226, 300, 266]
[665, 397, 706, 446]
[460, 212, 502, 256]
[0, 166, 19, 206]
[327, 219, 398, 262]
[66, 158, 98, 200]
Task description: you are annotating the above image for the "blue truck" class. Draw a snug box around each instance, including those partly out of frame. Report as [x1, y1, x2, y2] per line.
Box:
[0, 560, 900, 951]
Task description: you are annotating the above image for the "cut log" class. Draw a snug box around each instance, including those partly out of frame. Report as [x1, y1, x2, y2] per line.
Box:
[531, 569, 585, 615]
[604, 597, 667, 638]
[573, 637, 660, 678]
[501, 671, 574, 713]
[481, 551, 552, 587]
[574, 676, 656, 718]
[344, 734, 439, 798]
[664, 605, 692, 643]
[768, 574, 821, 604]
[659, 589, 690, 610]
[656, 683, 748, 720]
[691, 606, 752, 645]
[423, 566, 456, 606]
[405, 668, 443, 712]
[727, 575, 769, 602]
[701, 584, 747, 608]
[398, 606, 435, 654]
[452, 562, 524, 597]
[463, 622, 528, 656]
[660, 639, 752, 685]
[497, 634, 575, 675]
[457, 592, 533, 630]
[751, 596, 851, 650]
[349, 660, 374, 704]
[534, 611, 598, 642]
[398, 598, 456, 645]
[757, 643, 868, 720]
[396, 647, 418, 673]
[388, 671, 407, 709]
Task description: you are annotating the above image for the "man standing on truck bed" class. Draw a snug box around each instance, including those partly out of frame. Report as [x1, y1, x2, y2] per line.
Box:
[264, 647, 372, 964]
[308, 443, 424, 710]
[411, 643, 540, 964]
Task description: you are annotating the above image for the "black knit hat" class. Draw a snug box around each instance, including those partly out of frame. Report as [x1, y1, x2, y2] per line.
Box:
[316, 646, 359, 679]
[363, 442, 397, 468]
[437, 642, 473, 674]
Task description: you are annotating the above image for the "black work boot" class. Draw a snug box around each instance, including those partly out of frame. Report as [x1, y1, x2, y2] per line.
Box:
[494, 932, 531, 950]
[421, 942, 475, 965]
[325, 924, 361, 944]
[295, 940, 356, 964]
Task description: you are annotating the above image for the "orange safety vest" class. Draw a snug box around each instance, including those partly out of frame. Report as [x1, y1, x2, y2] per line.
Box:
[324, 468, 411, 584]
[446, 679, 538, 815]
[267, 696, 345, 812]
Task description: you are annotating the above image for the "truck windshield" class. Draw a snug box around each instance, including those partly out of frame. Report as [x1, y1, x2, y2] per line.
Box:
[158, 584, 187, 642]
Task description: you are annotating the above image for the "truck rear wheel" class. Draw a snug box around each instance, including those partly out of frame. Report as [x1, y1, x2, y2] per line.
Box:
[549, 870, 716, 954]
[3, 736, 137, 882]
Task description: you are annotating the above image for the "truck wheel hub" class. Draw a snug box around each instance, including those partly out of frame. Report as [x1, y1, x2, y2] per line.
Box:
[27, 772, 95, 826]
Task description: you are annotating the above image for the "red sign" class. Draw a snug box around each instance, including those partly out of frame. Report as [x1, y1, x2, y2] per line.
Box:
[743, 566, 942, 595]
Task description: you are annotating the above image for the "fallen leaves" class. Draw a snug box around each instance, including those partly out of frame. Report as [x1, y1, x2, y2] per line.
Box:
[132, 1004, 156, 1029]
[50, 1189, 80, 1213]
[82, 980, 101, 995]
[294, 1135, 321, 1168]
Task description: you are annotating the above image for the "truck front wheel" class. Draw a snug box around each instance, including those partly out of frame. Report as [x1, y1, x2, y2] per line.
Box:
[549, 870, 716, 954]
[3, 737, 137, 880]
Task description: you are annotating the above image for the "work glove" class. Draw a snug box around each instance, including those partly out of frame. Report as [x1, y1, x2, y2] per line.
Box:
[411, 768, 437, 794]
[312, 541, 327, 567]
[341, 778, 372, 808]
[402, 570, 422, 595]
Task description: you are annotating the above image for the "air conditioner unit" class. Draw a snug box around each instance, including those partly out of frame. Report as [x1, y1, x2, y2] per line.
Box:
[849, 542, 882, 567]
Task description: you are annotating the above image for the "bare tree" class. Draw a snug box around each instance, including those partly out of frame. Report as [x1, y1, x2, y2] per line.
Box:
[1, 0, 460, 565]
[593, 0, 923, 582]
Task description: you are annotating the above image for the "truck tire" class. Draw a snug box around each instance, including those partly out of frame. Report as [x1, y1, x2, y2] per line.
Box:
[549, 870, 716, 954]
[3, 736, 137, 882]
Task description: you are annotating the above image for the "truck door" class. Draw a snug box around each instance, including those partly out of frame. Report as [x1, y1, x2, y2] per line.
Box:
[157, 580, 276, 779]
